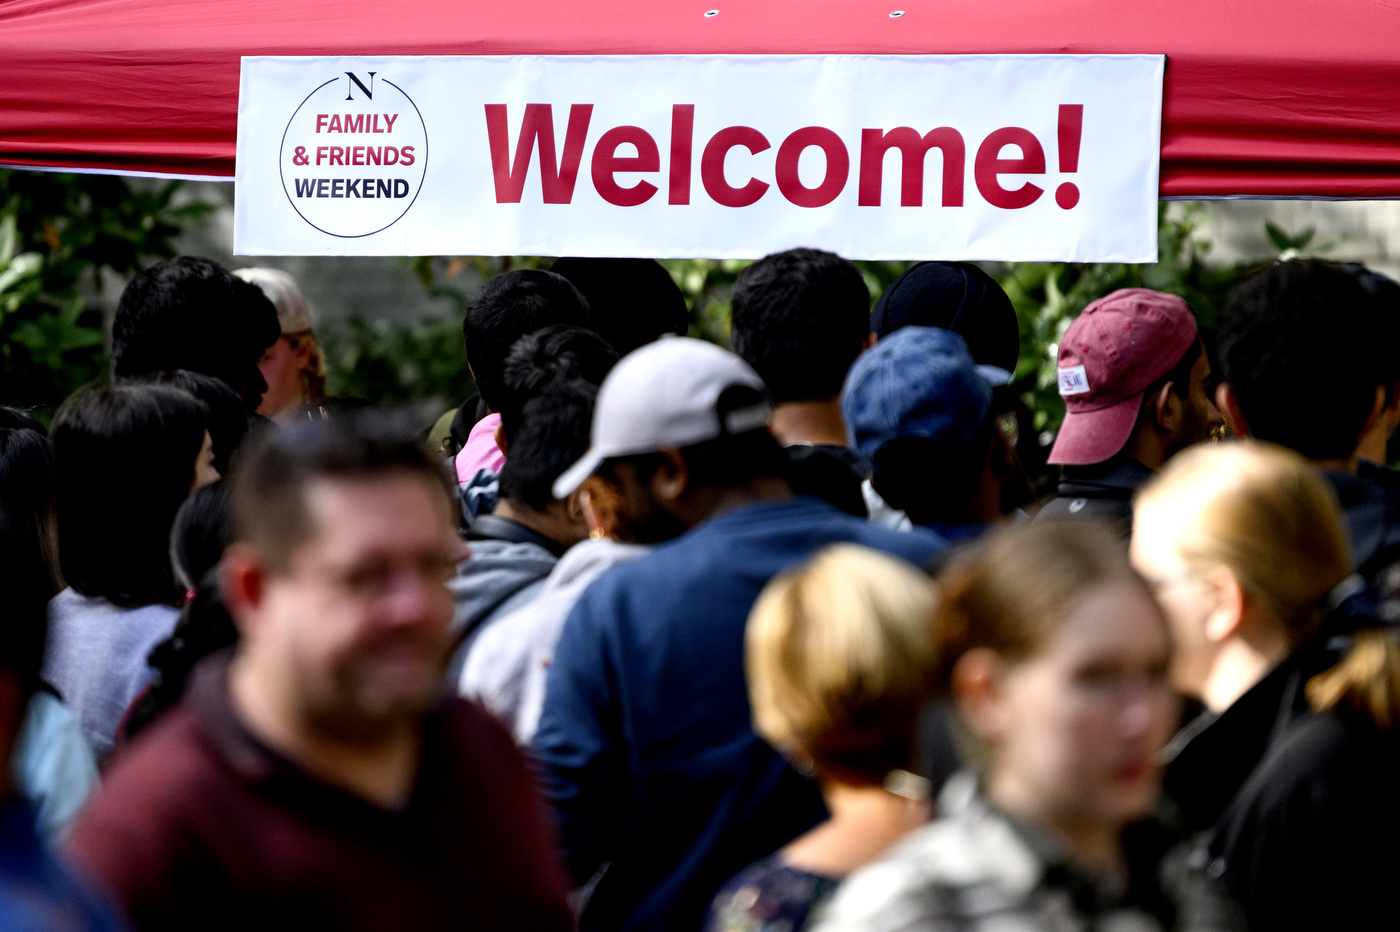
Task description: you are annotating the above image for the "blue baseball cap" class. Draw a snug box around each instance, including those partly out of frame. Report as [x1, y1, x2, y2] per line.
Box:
[842, 326, 1012, 463]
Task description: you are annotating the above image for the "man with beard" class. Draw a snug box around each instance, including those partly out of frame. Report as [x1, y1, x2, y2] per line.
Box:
[66, 412, 573, 932]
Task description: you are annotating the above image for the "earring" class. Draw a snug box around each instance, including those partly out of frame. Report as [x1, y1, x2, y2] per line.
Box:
[589, 528, 605, 541]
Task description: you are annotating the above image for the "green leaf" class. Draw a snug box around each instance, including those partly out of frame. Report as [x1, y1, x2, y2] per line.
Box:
[1265, 220, 1292, 252]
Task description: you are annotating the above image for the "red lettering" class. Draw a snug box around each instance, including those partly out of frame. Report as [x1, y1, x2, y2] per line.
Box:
[385, 146, 399, 165]
[591, 126, 659, 207]
[858, 127, 964, 207]
[484, 104, 594, 204]
[344, 114, 365, 134]
[329, 146, 345, 166]
[316, 114, 329, 133]
[352, 146, 365, 166]
[775, 127, 849, 208]
[328, 114, 343, 134]
[367, 146, 382, 165]
[315, 146, 328, 165]
[400, 145, 416, 166]
[384, 113, 398, 133]
[701, 126, 770, 208]
[974, 128, 1045, 209]
[372, 114, 384, 133]
[669, 105, 694, 205]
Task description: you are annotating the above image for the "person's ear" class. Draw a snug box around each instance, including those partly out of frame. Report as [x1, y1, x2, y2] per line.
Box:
[580, 475, 619, 539]
[1216, 382, 1251, 438]
[563, 486, 590, 529]
[863, 332, 879, 351]
[1152, 381, 1181, 433]
[220, 543, 271, 636]
[492, 421, 508, 457]
[1202, 564, 1247, 644]
[291, 337, 312, 368]
[651, 449, 689, 504]
[951, 648, 1008, 744]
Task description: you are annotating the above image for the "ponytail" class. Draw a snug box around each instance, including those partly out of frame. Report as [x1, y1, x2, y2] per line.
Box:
[1307, 629, 1400, 731]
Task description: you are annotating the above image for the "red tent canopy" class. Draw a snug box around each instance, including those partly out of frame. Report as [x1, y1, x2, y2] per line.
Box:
[2, 0, 1399, 197]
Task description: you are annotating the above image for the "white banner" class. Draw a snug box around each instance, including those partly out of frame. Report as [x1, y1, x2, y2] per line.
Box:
[234, 54, 1163, 261]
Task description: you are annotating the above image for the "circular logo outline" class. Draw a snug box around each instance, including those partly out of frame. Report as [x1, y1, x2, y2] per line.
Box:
[278, 77, 429, 239]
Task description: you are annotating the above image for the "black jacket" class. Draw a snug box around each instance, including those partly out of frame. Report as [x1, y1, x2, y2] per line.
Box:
[1162, 589, 1397, 930]
[1325, 462, 1400, 581]
[1210, 705, 1400, 931]
[1034, 457, 1155, 537]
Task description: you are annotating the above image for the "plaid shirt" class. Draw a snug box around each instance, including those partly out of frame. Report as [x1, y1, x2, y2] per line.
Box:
[811, 772, 1243, 932]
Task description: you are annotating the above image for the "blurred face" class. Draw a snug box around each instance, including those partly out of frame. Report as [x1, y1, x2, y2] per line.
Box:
[258, 335, 310, 418]
[974, 582, 1177, 834]
[1130, 508, 1217, 700]
[245, 473, 469, 737]
[192, 431, 219, 492]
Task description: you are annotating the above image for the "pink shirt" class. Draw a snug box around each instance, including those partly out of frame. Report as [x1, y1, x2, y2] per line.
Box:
[455, 412, 506, 485]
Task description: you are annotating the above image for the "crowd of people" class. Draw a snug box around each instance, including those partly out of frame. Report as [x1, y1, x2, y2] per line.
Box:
[1, 245, 1399, 931]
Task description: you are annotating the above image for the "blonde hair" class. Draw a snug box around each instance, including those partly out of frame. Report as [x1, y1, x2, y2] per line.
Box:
[1137, 440, 1400, 730]
[1135, 441, 1351, 647]
[746, 544, 938, 782]
[285, 330, 327, 402]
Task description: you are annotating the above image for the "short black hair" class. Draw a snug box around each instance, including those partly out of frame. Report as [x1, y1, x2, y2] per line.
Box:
[731, 248, 871, 404]
[872, 428, 994, 526]
[143, 370, 249, 477]
[229, 409, 454, 570]
[0, 410, 60, 694]
[464, 270, 592, 411]
[1220, 259, 1393, 460]
[112, 257, 281, 409]
[498, 382, 598, 511]
[496, 326, 618, 446]
[550, 257, 689, 356]
[53, 383, 208, 607]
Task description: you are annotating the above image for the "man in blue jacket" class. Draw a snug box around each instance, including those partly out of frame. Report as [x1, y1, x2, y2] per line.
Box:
[535, 337, 945, 932]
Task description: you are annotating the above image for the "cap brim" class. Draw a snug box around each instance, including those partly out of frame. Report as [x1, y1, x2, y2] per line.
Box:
[1047, 393, 1143, 466]
[976, 365, 1013, 388]
[552, 448, 607, 500]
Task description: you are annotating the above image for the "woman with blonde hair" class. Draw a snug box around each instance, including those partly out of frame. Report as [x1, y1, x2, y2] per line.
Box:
[233, 267, 326, 421]
[706, 545, 939, 932]
[1133, 440, 1400, 930]
[815, 522, 1236, 932]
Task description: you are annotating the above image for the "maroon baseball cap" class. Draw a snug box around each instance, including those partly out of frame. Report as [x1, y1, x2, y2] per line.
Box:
[1048, 288, 1198, 466]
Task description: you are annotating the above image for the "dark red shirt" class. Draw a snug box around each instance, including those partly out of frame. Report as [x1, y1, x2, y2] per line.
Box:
[66, 655, 574, 932]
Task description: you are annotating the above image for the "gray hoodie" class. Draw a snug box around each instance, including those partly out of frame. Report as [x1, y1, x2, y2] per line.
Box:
[445, 537, 558, 685]
[460, 537, 647, 744]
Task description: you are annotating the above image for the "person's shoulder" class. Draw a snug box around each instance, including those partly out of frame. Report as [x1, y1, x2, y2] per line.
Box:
[1244, 707, 1393, 806]
[437, 696, 530, 771]
[815, 812, 1041, 932]
[707, 857, 838, 932]
[844, 519, 945, 565]
[70, 707, 218, 832]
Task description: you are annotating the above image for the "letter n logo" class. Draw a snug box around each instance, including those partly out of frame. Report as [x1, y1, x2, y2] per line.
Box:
[345, 72, 376, 101]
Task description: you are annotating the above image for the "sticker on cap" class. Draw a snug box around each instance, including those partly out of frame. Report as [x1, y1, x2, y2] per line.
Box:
[1057, 365, 1091, 396]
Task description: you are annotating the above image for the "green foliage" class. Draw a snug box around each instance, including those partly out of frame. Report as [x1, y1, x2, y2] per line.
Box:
[1000, 203, 1260, 437]
[319, 314, 475, 419]
[0, 170, 213, 414]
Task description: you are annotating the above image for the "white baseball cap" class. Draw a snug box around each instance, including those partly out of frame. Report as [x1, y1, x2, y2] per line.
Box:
[552, 336, 771, 499]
